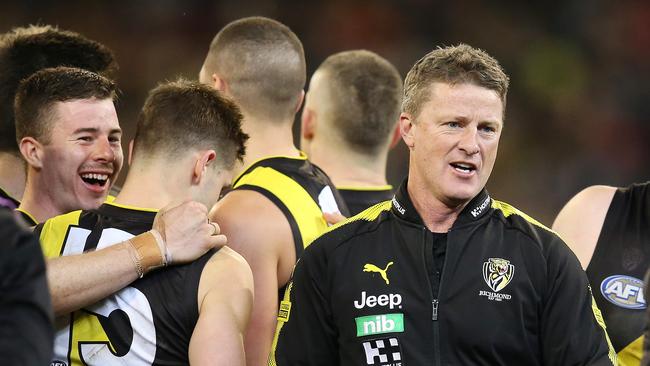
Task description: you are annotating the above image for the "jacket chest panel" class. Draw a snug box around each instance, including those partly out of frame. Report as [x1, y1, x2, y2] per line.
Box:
[329, 237, 432, 365]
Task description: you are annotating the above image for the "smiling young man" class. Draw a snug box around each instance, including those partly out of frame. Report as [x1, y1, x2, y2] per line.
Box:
[14, 67, 122, 225]
[271, 44, 616, 365]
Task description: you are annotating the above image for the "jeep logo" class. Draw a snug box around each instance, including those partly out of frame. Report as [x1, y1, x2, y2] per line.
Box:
[354, 291, 402, 309]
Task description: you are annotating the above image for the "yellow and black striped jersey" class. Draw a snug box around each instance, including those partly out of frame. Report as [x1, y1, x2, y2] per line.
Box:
[36, 202, 215, 365]
[588, 182, 649, 365]
[232, 154, 349, 259]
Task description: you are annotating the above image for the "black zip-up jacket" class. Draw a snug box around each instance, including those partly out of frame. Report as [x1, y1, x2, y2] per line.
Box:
[271, 180, 617, 366]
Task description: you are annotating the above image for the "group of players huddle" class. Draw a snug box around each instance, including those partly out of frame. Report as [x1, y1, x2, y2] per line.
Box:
[0, 15, 647, 366]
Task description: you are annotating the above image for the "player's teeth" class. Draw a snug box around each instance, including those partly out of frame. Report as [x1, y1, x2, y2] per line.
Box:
[81, 173, 108, 180]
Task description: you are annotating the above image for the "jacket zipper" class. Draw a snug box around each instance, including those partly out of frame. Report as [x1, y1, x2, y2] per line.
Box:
[434, 229, 451, 366]
[432, 299, 439, 320]
[421, 227, 441, 366]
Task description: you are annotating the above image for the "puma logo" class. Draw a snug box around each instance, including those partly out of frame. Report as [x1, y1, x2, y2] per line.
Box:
[363, 262, 394, 285]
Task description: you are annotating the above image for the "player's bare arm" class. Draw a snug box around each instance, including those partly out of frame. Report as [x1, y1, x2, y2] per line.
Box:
[210, 190, 295, 365]
[189, 246, 254, 366]
[47, 200, 225, 315]
[552, 185, 617, 269]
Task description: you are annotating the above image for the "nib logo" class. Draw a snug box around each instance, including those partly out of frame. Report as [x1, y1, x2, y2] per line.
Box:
[356, 314, 404, 337]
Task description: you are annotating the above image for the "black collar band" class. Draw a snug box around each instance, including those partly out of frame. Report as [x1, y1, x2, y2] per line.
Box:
[391, 177, 491, 228]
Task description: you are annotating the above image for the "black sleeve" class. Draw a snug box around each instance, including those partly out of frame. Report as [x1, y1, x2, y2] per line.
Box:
[540, 234, 616, 366]
[0, 210, 54, 364]
[271, 239, 339, 366]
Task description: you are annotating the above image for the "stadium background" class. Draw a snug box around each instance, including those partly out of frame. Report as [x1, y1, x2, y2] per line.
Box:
[2, 0, 648, 225]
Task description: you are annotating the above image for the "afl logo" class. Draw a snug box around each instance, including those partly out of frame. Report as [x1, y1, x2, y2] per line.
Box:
[600, 275, 646, 309]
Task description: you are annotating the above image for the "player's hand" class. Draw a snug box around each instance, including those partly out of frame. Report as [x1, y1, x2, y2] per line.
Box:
[152, 200, 227, 264]
[323, 211, 347, 226]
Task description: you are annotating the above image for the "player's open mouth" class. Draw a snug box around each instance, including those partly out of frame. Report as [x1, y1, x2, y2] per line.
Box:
[80, 173, 109, 188]
[450, 162, 476, 174]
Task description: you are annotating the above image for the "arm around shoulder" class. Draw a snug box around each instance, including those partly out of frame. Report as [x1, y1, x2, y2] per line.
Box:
[552, 185, 617, 269]
[45, 200, 221, 315]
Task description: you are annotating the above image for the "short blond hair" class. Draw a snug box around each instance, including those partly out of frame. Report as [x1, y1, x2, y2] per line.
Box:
[402, 44, 509, 118]
[202, 17, 305, 122]
[317, 50, 402, 155]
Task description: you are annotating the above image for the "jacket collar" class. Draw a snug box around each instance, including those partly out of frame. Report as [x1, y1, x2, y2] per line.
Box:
[391, 178, 492, 228]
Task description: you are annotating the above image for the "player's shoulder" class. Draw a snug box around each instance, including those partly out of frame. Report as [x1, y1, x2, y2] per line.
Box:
[559, 185, 617, 217]
[214, 188, 278, 214]
[212, 189, 284, 227]
[211, 190, 288, 239]
[552, 185, 616, 239]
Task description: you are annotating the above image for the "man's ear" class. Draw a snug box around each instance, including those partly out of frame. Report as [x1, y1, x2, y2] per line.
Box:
[212, 73, 228, 93]
[192, 150, 217, 185]
[399, 113, 416, 149]
[301, 107, 316, 141]
[19, 137, 44, 169]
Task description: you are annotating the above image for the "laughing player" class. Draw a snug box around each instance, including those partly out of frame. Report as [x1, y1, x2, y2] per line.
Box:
[14, 67, 122, 225]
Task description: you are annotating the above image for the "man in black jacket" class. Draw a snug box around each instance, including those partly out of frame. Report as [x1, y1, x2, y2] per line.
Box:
[271, 44, 616, 366]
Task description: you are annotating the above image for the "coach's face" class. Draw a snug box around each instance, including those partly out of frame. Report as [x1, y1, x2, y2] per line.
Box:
[401, 82, 503, 207]
[40, 98, 123, 212]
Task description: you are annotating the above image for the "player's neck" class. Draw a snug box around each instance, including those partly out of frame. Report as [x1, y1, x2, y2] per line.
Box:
[309, 139, 388, 187]
[19, 173, 60, 223]
[239, 117, 301, 172]
[406, 172, 468, 233]
[0, 152, 27, 201]
[114, 163, 183, 210]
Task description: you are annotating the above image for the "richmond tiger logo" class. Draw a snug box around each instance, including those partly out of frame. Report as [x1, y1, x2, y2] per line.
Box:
[483, 258, 515, 292]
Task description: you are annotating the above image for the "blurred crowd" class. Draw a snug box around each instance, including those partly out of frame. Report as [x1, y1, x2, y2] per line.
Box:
[2, 0, 648, 223]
